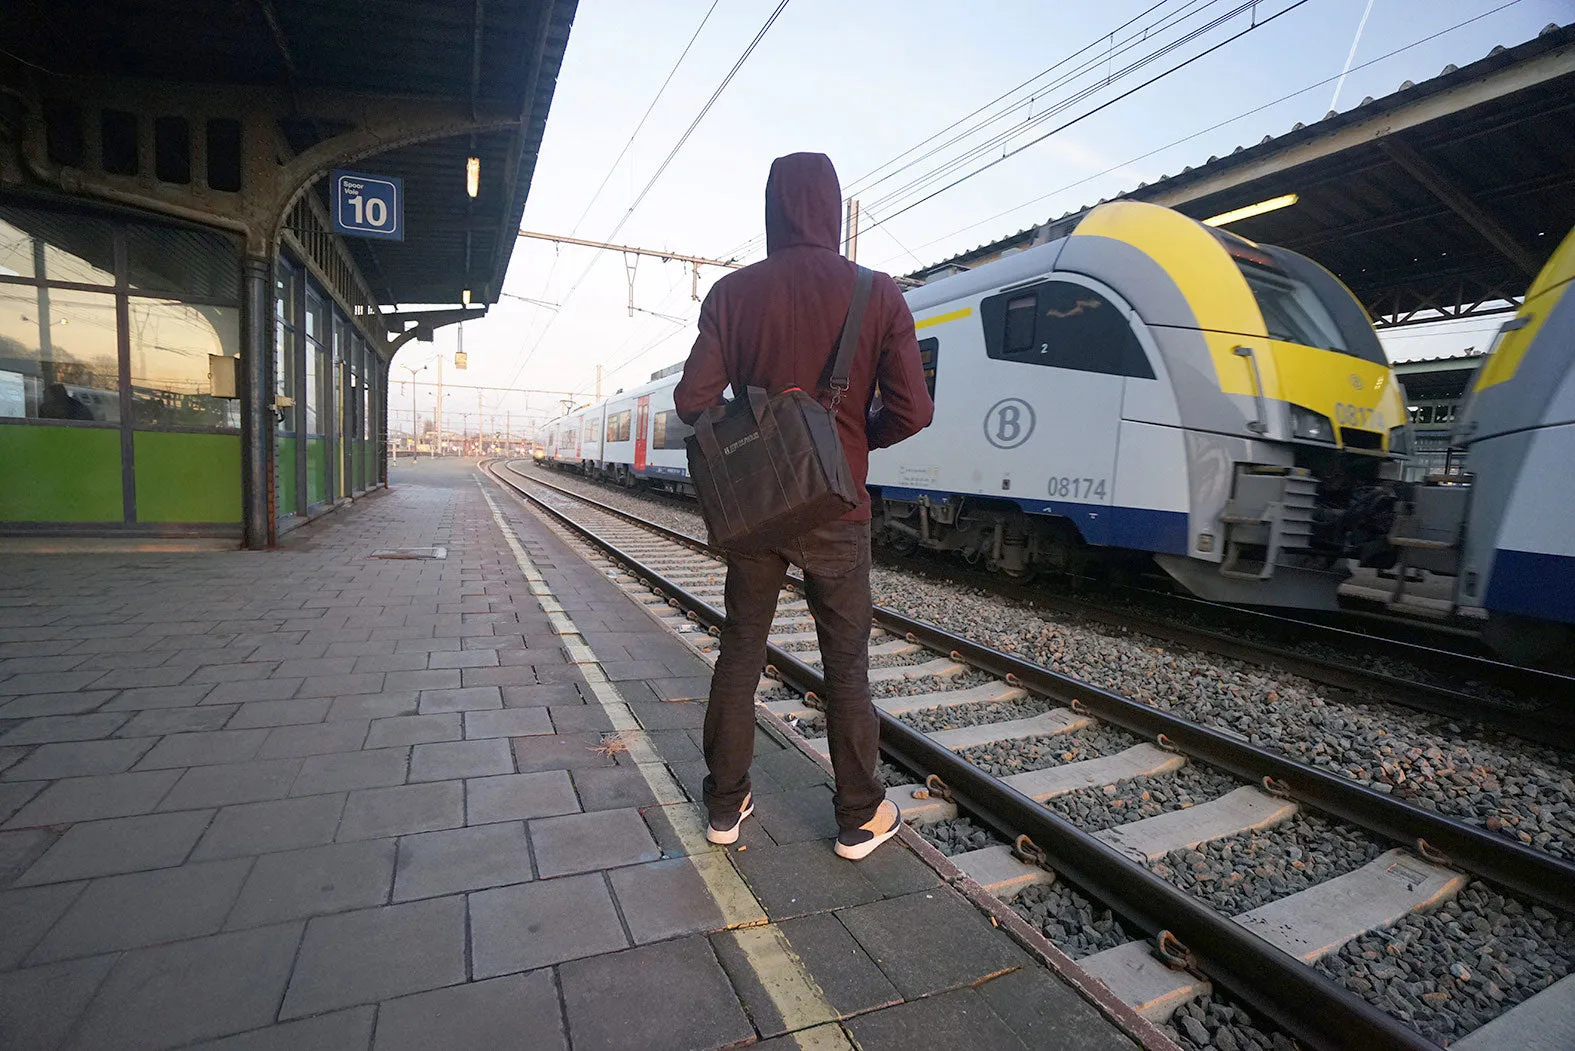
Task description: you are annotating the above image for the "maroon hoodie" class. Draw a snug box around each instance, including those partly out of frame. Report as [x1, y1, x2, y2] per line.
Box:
[674, 152, 934, 521]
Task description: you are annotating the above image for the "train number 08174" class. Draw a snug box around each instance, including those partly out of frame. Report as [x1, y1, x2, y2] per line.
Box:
[1047, 477, 1107, 500]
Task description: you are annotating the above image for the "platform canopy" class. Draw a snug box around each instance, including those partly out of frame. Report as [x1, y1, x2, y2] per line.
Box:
[0, 0, 575, 309]
[919, 23, 1575, 328]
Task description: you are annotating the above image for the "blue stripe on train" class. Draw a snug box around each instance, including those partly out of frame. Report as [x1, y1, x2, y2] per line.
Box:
[1484, 549, 1575, 626]
[872, 485, 1189, 556]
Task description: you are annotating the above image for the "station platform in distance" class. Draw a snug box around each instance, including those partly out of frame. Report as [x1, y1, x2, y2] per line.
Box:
[0, 458, 1150, 1051]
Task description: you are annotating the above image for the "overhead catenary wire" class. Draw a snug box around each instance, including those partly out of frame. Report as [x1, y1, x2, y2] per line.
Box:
[499, 0, 792, 402]
[868, 0, 1529, 272]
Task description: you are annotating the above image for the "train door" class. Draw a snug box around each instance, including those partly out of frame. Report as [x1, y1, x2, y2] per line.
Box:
[634, 396, 650, 474]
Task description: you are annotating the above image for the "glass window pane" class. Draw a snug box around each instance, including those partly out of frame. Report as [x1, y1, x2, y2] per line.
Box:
[0, 203, 116, 286]
[0, 285, 120, 421]
[127, 298, 239, 428]
[126, 221, 240, 303]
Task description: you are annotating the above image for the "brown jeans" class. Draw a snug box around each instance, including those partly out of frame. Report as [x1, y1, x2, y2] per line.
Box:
[702, 518, 882, 834]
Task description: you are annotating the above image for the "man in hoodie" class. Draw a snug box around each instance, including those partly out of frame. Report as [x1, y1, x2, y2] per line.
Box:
[675, 153, 934, 860]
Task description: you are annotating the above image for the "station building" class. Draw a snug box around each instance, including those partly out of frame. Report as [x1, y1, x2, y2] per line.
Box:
[0, 1, 576, 548]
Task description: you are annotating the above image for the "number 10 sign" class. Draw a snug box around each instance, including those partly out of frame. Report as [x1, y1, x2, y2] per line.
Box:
[331, 170, 404, 241]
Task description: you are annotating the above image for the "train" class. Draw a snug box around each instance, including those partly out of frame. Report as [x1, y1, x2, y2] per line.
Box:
[1389, 224, 1575, 661]
[540, 200, 1410, 611]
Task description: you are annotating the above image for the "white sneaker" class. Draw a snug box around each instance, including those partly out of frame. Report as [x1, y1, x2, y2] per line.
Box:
[706, 793, 754, 845]
[835, 799, 901, 860]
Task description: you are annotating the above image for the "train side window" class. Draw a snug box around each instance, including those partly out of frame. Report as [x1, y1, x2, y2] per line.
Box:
[981, 280, 1153, 378]
[917, 337, 939, 397]
[1003, 296, 1036, 353]
[606, 409, 631, 442]
[654, 409, 692, 449]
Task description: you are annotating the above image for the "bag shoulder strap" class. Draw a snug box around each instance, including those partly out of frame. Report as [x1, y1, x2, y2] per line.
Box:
[827, 266, 875, 401]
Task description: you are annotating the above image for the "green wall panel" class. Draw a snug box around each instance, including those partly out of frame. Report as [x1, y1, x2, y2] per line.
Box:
[277, 435, 297, 514]
[0, 425, 123, 522]
[306, 438, 327, 505]
[132, 431, 241, 523]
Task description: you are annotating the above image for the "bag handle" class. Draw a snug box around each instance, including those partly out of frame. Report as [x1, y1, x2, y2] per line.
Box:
[827, 266, 874, 410]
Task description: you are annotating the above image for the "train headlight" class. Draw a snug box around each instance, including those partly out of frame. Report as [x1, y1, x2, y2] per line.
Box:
[1289, 404, 1335, 443]
[1387, 425, 1412, 457]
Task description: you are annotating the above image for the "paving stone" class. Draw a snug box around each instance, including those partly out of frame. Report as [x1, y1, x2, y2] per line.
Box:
[29, 858, 252, 962]
[187, 1007, 376, 1051]
[545, 703, 612, 733]
[643, 727, 703, 765]
[528, 665, 587, 685]
[416, 685, 502, 714]
[257, 719, 370, 758]
[469, 871, 628, 978]
[326, 693, 419, 722]
[225, 698, 331, 729]
[0, 691, 119, 718]
[115, 705, 237, 738]
[752, 783, 839, 845]
[83, 666, 195, 690]
[0, 827, 57, 886]
[2, 737, 157, 781]
[281, 896, 467, 1018]
[425, 648, 500, 669]
[186, 661, 280, 685]
[732, 839, 883, 920]
[626, 698, 706, 730]
[642, 677, 714, 703]
[0, 670, 108, 695]
[0, 955, 117, 1051]
[642, 801, 776, 857]
[558, 935, 753, 1051]
[753, 746, 836, 791]
[4, 769, 181, 828]
[204, 679, 304, 704]
[135, 729, 269, 769]
[291, 747, 408, 796]
[609, 855, 748, 943]
[272, 658, 357, 678]
[529, 807, 661, 878]
[338, 781, 464, 841]
[193, 794, 347, 860]
[974, 965, 1138, 1051]
[373, 971, 563, 1051]
[296, 672, 387, 699]
[67, 923, 302, 1050]
[408, 738, 512, 782]
[227, 839, 396, 928]
[858, 841, 944, 898]
[364, 714, 460, 749]
[463, 707, 553, 739]
[571, 765, 663, 812]
[842, 986, 1031, 1051]
[158, 758, 304, 810]
[465, 770, 579, 826]
[501, 682, 584, 707]
[0, 713, 129, 747]
[0, 881, 86, 968]
[393, 821, 531, 901]
[459, 665, 542, 688]
[16, 809, 213, 886]
[386, 670, 463, 693]
[511, 731, 618, 772]
[837, 888, 1031, 998]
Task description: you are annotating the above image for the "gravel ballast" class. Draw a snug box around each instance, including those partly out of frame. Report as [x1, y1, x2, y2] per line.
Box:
[956, 724, 1137, 777]
[1314, 880, 1575, 1044]
[1041, 764, 1243, 832]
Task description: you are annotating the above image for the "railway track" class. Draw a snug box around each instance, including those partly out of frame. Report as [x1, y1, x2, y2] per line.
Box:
[484, 459, 1575, 1051]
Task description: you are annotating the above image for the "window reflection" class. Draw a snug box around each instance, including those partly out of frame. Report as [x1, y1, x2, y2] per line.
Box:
[128, 298, 240, 428]
[0, 285, 120, 422]
[0, 207, 117, 286]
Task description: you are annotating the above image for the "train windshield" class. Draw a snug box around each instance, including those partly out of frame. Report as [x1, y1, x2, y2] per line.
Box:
[1235, 261, 1347, 353]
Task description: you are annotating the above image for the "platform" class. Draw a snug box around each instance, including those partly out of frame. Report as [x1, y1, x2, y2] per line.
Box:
[0, 458, 1148, 1051]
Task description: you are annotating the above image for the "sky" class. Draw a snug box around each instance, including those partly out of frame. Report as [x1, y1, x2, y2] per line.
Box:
[386, 0, 1571, 440]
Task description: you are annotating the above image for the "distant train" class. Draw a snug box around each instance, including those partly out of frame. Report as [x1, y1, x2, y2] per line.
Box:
[1390, 225, 1575, 661]
[541, 201, 1408, 611]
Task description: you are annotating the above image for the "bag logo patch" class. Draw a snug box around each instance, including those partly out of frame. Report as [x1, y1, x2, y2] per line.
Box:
[723, 432, 761, 455]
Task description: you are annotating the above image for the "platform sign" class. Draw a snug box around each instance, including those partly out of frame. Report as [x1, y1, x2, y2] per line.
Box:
[331, 170, 403, 241]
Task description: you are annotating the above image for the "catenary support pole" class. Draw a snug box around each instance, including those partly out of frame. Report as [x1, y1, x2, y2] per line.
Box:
[239, 254, 275, 549]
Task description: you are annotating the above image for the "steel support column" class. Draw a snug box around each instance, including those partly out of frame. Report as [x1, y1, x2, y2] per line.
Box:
[239, 254, 276, 549]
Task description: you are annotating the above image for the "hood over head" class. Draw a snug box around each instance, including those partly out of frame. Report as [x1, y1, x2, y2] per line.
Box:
[765, 152, 842, 254]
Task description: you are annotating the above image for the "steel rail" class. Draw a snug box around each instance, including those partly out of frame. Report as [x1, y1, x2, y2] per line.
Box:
[485, 461, 1445, 1051]
[499, 462, 1575, 912]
